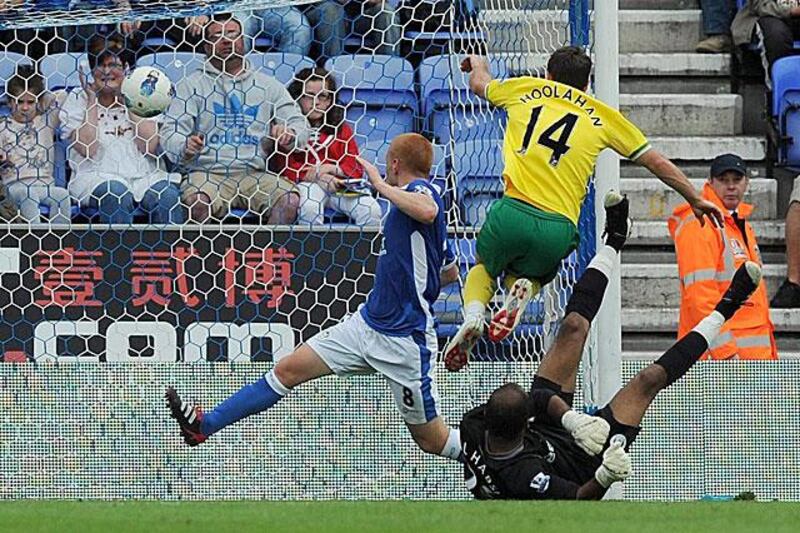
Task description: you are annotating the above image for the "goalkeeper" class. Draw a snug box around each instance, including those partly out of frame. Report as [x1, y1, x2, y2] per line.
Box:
[444, 46, 724, 371]
[460, 192, 763, 500]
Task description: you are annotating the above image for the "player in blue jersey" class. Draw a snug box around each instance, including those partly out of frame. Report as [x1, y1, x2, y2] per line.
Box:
[166, 133, 463, 461]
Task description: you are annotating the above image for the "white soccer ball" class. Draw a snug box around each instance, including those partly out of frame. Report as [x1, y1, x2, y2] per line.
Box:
[121, 66, 175, 118]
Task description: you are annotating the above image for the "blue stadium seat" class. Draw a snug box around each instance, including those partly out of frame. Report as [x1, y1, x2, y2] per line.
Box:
[39, 53, 88, 90]
[453, 140, 504, 226]
[772, 56, 800, 165]
[136, 52, 204, 84]
[249, 52, 315, 85]
[324, 55, 418, 144]
[53, 133, 69, 189]
[418, 54, 507, 143]
[141, 35, 178, 51]
[0, 52, 32, 99]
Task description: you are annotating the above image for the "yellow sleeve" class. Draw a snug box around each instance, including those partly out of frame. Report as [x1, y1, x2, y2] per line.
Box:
[485, 77, 537, 109]
[602, 106, 651, 161]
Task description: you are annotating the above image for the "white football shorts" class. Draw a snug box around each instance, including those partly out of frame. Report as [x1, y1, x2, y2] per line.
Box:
[306, 310, 440, 425]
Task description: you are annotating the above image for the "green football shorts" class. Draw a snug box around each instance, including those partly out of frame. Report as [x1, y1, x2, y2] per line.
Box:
[477, 196, 579, 284]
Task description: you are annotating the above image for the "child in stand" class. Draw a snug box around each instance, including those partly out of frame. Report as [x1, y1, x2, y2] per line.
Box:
[0, 66, 71, 224]
[282, 67, 382, 226]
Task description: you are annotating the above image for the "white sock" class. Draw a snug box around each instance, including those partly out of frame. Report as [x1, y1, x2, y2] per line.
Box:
[439, 427, 463, 461]
[587, 245, 617, 278]
[692, 311, 725, 345]
[464, 301, 485, 319]
[265, 369, 292, 396]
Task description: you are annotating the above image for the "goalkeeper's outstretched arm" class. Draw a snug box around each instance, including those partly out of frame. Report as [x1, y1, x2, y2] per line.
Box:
[460, 55, 493, 99]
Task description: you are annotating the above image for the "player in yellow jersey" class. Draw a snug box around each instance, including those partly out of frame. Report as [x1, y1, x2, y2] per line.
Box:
[443, 46, 724, 372]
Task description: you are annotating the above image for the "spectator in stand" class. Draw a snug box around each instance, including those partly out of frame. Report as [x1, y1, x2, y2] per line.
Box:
[346, 0, 401, 56]
[732, 0, 800, 68]
[669, 154, 777, 360]
[240, 7, 312, 56]
[0, 66, 71, 224]
[697, 0, 736, 53]
[771, 177, 800, 307]
[282, 67, 382, 226]
[162, 14, 309, 223]
[304, 2, 346, 61]
[60, 33, 184, 224]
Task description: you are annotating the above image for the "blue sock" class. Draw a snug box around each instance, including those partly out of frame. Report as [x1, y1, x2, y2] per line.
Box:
[200, 372, 289, 436]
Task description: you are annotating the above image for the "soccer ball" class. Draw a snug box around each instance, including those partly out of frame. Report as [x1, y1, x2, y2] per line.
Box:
[121, 66, 175, 118]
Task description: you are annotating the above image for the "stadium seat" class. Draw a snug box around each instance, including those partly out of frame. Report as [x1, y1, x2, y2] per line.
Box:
[0, 51, 32, 98]
[771, 56, 800, 165]
[249, 52, 315, 85]
[325, 55, 418, 145]
[141, 35, 178, 51]
[453, 140, 504, 226]
[39, 53, 88, 90]
[53, 133, 69, 189]
[418, 54, 507, 143]
[136, 52, 204, 84]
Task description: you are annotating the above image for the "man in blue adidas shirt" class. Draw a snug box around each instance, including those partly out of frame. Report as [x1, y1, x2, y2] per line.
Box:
[161, 13, 309, 223]
[167, 133, 463, 461]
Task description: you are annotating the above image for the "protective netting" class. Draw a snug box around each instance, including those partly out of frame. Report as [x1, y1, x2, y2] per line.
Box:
[0, 0, 602, 499]
[3, 361, 800, 500]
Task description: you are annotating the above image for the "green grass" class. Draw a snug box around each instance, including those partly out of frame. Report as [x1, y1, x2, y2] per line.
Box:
[1, 501, 798, 533]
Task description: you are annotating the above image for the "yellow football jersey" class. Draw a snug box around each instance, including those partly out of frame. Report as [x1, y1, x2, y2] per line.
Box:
[486, 76, 650, 225]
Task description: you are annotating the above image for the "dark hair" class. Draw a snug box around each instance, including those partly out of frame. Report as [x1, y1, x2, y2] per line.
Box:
[547, 46, 592, 90]
[485, 383, 529, 441]
[203, 13, 243, 41]
[87, 33, 133, 70]
[287, 67, 344, 135]
[6, 65, 45, 98]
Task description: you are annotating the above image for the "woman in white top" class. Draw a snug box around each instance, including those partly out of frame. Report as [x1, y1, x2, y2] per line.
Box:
[59, 33, 184, 224]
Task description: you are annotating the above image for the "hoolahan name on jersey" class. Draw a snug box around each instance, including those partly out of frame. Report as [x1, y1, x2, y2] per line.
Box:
[517, 85, 603, 128]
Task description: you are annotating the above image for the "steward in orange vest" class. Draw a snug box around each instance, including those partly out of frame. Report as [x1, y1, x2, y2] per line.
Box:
[668, 154, 776, 360]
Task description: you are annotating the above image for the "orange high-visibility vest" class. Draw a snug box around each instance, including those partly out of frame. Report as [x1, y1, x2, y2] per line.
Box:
[668, 183, 777, 360]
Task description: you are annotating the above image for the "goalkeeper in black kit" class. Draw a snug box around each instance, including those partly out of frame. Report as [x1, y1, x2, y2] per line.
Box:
[460, 191, 763, 500]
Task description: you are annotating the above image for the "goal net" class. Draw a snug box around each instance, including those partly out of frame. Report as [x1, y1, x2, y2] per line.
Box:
[0, 0, 601, 500]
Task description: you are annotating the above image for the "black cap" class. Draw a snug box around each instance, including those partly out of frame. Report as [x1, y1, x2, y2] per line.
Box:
[710, 154, 747, 178]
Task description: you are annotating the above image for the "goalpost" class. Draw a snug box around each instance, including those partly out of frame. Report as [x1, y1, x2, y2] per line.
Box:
[0, 0, 620, 500]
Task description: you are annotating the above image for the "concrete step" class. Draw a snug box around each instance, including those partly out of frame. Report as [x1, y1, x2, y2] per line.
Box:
[620, 94, 742, 136]
[621, 53, 730, 77]
[620, 164, 767, 181]
[621, 178, 777, 220]
[481, 10, 703, 54]
[620, 0, 699, 8]
[648, 136, 766, 161]
[619, 10, 702, 53]
[622, 263, 787, 308]
[497, 53, 731, 94]
[629, 220, 785, 246]
[623, 307, 800, 334]
[620, 53, 731, 94]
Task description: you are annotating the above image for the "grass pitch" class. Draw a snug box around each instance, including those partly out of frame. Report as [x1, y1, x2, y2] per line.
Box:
[1, 500, 798, 533]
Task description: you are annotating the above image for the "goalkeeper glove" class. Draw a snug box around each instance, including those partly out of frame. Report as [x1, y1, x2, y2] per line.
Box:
[561, 410, 610, 456]
[594, 437, 631, 488]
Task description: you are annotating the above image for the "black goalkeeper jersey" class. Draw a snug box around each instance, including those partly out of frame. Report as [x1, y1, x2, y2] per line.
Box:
[460, 404, 602, 500]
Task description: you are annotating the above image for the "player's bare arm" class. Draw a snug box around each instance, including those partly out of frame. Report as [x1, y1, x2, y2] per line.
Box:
[460, 55, 493, 100]
[357, 155, 439, 225]
[636, 150, 724, 227]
